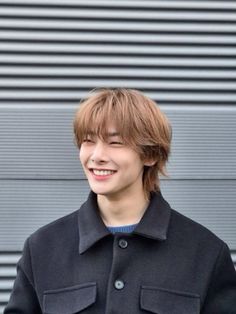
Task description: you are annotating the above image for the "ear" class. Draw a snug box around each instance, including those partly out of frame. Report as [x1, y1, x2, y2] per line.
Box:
[144, 160, 156, 167]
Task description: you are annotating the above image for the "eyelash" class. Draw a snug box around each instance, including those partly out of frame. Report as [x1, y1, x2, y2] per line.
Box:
[110, 142, 123, 145]
[82, 139, 123, 145]
[83, 139, 93, 143]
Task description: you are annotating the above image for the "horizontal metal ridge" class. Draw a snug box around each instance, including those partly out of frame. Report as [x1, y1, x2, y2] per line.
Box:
[0, 254, 21, 264]
[0, 268, 16, 277]
[0, 279, 13, 289]
[1, 20, 236, 33]
[0, 7, 236, 21]
[0, 91, 235, 103]
[1, 68, 236, 79]
[0, 55, 236, 67]
[1, 79, 236, 91]
[0, 292, 11, 303]
[1, 31, 236, 45]
[1, 1, 236, 10]
[2, 43, 236, 55]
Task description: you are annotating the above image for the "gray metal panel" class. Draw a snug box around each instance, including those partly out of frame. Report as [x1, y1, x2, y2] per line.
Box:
[0, 55, 236, 67]
[0, 253, 20, 311]
[0, 0, 236, 105]
[0, 106, 236, 179]
[0, 5, 236, 20]
[1, 20, 236, 33]
[2, 31, 236, 44]
[0, 179, 236, 250]
[0, 0, 236, 311]
[0, 0, 236, 9]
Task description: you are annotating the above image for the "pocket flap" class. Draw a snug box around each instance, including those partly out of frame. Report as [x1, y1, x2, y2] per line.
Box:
[43, 282, 96, 314]
[140, 286, 200, 314]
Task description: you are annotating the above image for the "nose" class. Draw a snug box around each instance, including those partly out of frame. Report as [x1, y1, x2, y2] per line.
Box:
[90, 140, 109, 164]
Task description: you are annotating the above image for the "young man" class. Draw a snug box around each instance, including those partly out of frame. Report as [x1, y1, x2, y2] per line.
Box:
[4, 89, 236, 313]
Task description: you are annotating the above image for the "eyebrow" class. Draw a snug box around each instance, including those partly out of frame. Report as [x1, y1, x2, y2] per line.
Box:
[107, 132, 120, 137]
[87, 131, 120, 137]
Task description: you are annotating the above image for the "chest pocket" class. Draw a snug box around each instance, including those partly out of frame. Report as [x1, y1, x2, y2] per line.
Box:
[140, 286, 200, 314]
[43, 282, 96, 314]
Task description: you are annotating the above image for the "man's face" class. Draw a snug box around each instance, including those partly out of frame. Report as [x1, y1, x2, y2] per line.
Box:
[79, 125, 145, 200]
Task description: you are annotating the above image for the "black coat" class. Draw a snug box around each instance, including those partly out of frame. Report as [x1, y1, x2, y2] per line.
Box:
[4, 191, 236, 313]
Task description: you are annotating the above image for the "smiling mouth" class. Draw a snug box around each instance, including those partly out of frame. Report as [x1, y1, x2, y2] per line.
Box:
[90, 169, 116, 176]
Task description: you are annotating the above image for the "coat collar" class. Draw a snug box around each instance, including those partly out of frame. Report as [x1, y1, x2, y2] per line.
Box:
[78, 191, 171, 254]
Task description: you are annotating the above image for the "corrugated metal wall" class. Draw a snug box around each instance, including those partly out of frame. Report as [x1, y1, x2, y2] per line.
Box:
[0, 0, 236, 310]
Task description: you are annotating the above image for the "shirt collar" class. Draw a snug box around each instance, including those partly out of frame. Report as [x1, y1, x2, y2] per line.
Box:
[78, 190, 171, 254]
[133, 191, 171, 240]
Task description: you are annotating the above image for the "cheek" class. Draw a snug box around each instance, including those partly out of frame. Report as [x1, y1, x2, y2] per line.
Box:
[79, 150, 83, 162]
[79, 148, 87, 165]
[121, 155, 144, 174]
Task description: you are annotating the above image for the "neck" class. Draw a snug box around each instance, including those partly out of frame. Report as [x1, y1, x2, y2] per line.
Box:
[97, 191, 150, 227]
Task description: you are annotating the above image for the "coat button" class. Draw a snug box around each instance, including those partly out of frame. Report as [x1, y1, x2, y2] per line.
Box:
[119, 239, 128, 249]
[114, 280, 125, 290]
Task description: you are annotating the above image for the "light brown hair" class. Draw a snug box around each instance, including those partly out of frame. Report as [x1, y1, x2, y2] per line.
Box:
[73, 88, 172, 198]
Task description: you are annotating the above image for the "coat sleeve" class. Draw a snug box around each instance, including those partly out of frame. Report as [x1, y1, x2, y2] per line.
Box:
[201, 242, 236, 313]
[4, 238, 42, 314]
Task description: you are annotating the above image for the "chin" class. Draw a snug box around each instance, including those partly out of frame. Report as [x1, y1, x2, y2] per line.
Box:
[91, 188, 116, 197]
[89, 187, 109, 195]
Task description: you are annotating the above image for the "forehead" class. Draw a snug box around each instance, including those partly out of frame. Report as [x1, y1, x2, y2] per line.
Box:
[87, 124, 121, 137]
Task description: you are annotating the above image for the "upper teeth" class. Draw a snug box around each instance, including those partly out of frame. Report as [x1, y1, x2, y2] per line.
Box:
[93, 169, 115, 176]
